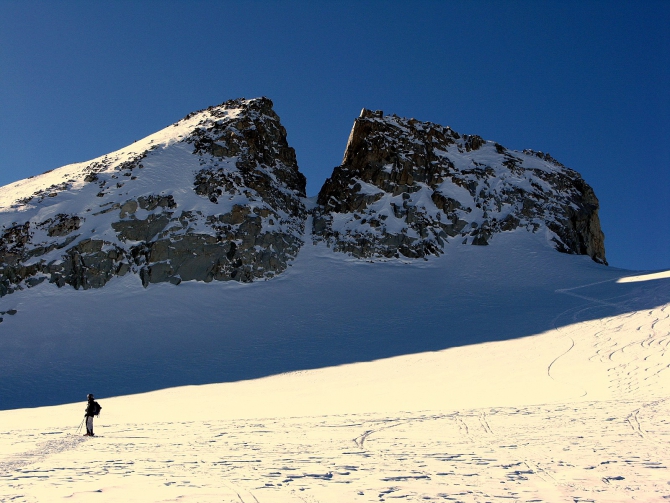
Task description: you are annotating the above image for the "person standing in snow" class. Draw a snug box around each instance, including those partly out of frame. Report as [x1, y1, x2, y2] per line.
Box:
[84, 393, 101, 436]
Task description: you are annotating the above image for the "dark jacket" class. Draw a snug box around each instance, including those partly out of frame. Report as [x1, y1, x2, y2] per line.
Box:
[85, 400, 100, 417]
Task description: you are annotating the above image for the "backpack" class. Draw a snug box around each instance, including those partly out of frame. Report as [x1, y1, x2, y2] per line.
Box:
[93, 401, 102, 416]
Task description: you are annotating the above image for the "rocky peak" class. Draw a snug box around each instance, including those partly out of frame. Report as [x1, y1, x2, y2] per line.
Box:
[189, 97, 305, 210]
[314, 109, 606, 263]
[0, 97, 307, 297]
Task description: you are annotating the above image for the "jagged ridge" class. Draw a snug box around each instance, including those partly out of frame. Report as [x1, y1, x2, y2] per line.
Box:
[0, 100, 607, 298]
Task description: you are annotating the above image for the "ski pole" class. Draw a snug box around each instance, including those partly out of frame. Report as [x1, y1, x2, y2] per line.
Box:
[76, 417, 85, 435]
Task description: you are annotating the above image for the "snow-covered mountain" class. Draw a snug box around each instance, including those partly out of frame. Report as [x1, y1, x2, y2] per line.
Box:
[314, 109, 606, 262]
[1, 98, 606, 301]
[1, 99, 669, 502]
[0, 97, 306, 296]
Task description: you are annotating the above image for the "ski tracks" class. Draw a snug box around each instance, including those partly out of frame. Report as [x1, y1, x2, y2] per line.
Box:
[0, 434, 88, 475]
[547, 336, 576, 379]
[224, 482, 260, 503]
[451, 411, 493, 442]
[625, 396, 670, 441]
[554, 275, 670, 401]
[626, 408, 645, 438]
[352, 412, 457, 450]
[478, 411, 493, 435]
[2, 403, 670, 502]
[353, 419, 406, 448]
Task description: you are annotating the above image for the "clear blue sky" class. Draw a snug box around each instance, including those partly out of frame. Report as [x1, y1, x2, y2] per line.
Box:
[1, 1, 668, 271]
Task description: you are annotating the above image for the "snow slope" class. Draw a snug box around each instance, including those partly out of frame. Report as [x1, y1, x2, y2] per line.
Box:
[0, 228, 658, 411]
[0, 257, 668, 502]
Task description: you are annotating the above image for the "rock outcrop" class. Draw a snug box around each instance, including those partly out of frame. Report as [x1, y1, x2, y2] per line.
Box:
[314, 109, 606, 263]
[0, 97, 307, 296]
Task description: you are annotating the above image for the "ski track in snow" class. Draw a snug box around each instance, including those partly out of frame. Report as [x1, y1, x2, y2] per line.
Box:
[1, 400, 670, 502]
[551, 277, 670, 402]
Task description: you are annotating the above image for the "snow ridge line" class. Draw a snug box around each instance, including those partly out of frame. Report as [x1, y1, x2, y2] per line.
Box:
[555, 277, 626, 308]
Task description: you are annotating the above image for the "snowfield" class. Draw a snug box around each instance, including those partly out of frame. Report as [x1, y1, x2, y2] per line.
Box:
[1, 229, 669, 502]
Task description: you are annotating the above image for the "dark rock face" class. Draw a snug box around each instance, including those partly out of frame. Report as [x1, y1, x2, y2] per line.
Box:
[190, 99, 305, 211]
[314, 109, 606, 263]
[0, 97, 307, 297]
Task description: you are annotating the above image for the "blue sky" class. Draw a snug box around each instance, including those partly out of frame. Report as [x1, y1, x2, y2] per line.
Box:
[1, 1, 668, 271]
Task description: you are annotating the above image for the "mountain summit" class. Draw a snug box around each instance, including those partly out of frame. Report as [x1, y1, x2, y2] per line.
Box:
[0, 98, 605, 298]
[0, 98, 306, 296]
[314, 108, 606, 262]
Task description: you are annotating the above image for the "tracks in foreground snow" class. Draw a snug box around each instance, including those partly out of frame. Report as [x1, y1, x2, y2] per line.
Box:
[554, 276, 670, 400]
[2, 399, 669, 502]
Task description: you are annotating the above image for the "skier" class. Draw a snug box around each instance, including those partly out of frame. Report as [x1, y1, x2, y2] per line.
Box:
[84, 393, 102, 436]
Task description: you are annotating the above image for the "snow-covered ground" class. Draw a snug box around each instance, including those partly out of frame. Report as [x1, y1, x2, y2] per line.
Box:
[1, 229, 669, 501]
